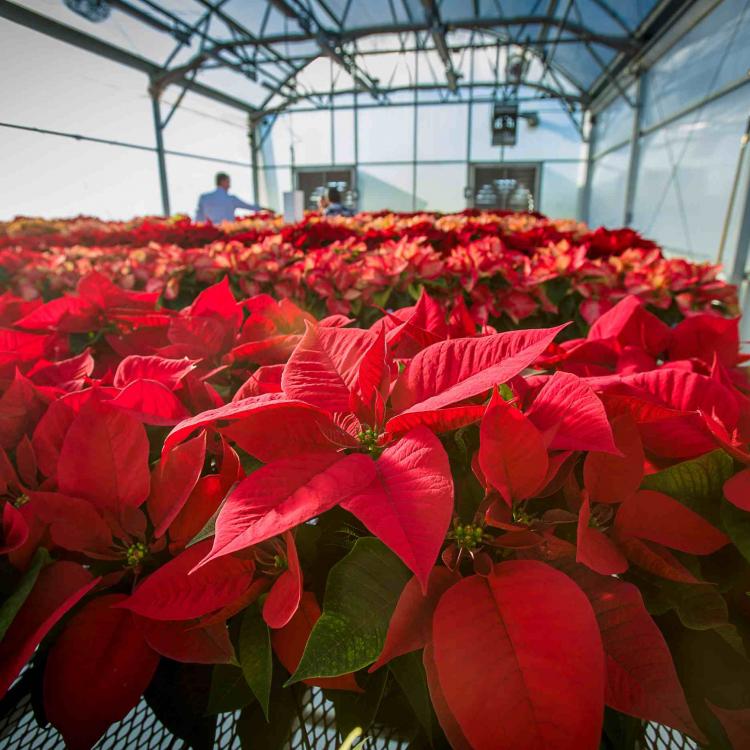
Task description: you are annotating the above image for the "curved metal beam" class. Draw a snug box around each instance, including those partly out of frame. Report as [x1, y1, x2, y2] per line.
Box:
[252, 16, 638, 51]
[262, 78, 585, 116]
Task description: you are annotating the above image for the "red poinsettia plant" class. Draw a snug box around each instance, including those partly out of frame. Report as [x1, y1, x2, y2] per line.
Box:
[0, 211, 737, 333]
[0, 241, 749, 750]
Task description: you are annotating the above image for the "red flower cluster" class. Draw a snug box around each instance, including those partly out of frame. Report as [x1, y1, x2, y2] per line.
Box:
[0, 212, 737, 330]
[0, 215, 748, 750]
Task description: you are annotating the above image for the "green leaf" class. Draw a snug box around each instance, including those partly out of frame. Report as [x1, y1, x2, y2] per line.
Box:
[407, 283, 424, 302]
[714, 623, 747, 658]
[640, 449, 733, 525]
[237, 686, 296, 750]
[206, 664, 255, 714]
[288, 538, 410, 683]
[372, 288, 392, 309]
[330, 669, 387, 741]
[239, 604, 272, 721]
[389, 651, 434, 743]
[543, 277, 571, 306]
[294, 523, 323, 569]
[721, 500, 750, 565]
[672, 584, 729, 630]
[145, 661, 216, 750]
[0, 548, 50, 642]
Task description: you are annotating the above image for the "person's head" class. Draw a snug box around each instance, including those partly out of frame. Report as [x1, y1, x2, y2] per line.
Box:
[215, 172, 230, 190]
[326, 186, 342, 205]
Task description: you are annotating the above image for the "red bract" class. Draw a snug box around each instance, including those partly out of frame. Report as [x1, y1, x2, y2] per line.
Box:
[340, 427, 454, 589]
[262, 530, 303, 629]
[134, 615, 235, 664]
[479, 389, 548, 505]
[0, 561, 98, 696]
[201, 452, 376, 563]
[564, 563, 704, 740]
[370, 567, 457, 671]
[57, 397, 150, 515]
[583, 413, 644, 504]
[576, 494, 628, 575]
[43, 594, 160, 750]
[118, 539, 255, 620]
[147, 430, 207, 538]
[391, 324, 566, 414]
[431, 560, 605, 750]
[614, 490, 729, 554]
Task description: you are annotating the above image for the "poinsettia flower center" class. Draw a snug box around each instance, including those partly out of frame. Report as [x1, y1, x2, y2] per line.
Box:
[512, 506, 534, 527]
[12, 493, 30, 508]
[124, 541, 148, 568]
[452, 523, 486, 550]
[356, 427, 382, 455]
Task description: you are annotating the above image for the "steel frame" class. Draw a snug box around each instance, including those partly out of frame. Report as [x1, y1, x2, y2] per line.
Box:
[0, 0, 692, 216]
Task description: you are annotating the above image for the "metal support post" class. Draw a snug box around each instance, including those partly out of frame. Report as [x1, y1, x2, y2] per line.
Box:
[465, 44, 475, 209]
[353, 87, 360, 209]
[579, 109, 596, 223]
[412, 49, 419, 211]
[249, 116, 261, 205]
[623, 73, 644, 226]
[728, 130, 750, 287]
[150, 89, 171, 216]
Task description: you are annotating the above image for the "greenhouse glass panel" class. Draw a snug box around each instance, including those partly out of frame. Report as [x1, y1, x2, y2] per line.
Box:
[0, 23, 154, 146]
[643, 0, 750, 129]
[358, 165, 414, 211]
[363, 51, 415, 89]
[161, 93, 250, 164]
[0, 130, 161, 219]
[593, 88, 636, 157]
[358, 106, 415, 163]
[588, 144, 631, 229]
[566, 0, 630, 35]
[259, 167, 293, 213]
[194, 67, 269, 105]
[415, 164, 467, 212]
[333, 108, 355, 165]
[631, 82, 750, 260]
[548, 43, 611, 91]
[416, 104, 469, 162]
[222, 0, 275, 35]
[16, 0, 177, 64]
[540, 162, 584, 220]
[264, 114, 295, 168]
[285, 110, 332, 166]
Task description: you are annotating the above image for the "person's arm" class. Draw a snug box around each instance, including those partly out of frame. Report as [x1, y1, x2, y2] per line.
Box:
[195, 196, 206, 222]
[232, 195, 262, 212]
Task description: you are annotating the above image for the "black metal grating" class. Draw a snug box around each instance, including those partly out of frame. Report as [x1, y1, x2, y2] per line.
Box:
[642, 723, 701, 750]
[0, 692, 706, 750]
[0, 685, 411, 750]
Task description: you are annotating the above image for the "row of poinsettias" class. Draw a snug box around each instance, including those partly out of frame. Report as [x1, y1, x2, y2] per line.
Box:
[0, 214, 738, 329]
[0, 273, 749, 749]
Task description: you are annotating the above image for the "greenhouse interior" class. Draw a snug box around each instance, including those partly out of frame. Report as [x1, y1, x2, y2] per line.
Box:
[1, 0, 750, 749]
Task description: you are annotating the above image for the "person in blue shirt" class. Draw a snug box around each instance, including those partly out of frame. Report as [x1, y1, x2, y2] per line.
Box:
[318, 186, 354, 217]
[195, 172, 266, 223]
